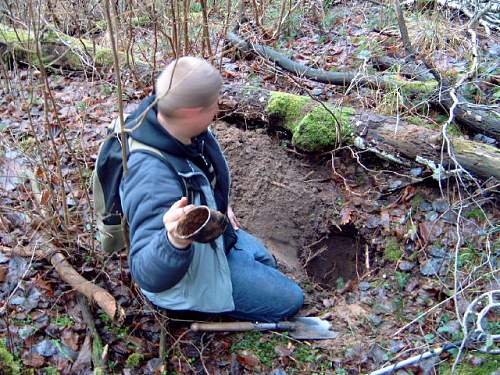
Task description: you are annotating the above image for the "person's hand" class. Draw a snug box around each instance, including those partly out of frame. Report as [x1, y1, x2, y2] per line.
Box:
[163, 197, 195, 249]
[227, 205, 240, 230]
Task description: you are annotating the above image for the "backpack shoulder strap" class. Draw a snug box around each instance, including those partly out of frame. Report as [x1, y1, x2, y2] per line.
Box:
[128, 138, 198, 204]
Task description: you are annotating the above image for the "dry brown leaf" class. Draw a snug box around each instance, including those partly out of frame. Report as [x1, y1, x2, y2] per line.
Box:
[237, 350, 261, 370]
[22, 352, 45, 368]
[0, 265, 7, 283]
[340, 206, 353, 225]
[62, 328, 80, 351]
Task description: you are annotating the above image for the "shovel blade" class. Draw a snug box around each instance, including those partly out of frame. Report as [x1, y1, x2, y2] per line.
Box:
[289, 317, 338, 340]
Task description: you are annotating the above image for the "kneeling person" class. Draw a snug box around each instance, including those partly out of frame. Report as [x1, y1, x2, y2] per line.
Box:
[120, 56, 304, 322]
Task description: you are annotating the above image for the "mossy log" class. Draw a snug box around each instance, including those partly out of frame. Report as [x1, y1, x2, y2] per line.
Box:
[0, 24, 150, 78]
[219, 85, 500, 180]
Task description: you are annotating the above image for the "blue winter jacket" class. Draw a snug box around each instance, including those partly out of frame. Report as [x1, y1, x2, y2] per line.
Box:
[119, 96, 235, 295]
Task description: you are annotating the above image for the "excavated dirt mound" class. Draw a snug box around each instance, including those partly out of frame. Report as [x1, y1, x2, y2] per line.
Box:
[213, 122, 365, 287]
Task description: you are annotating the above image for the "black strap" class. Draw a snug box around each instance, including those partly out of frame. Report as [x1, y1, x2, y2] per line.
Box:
[129, 149, 201, 205]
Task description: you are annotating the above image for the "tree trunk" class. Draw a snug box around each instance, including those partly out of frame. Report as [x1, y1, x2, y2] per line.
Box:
[219, 85, 500, 180]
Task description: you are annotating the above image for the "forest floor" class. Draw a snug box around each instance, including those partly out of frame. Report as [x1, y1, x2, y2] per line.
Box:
[1, 0, 499, 374]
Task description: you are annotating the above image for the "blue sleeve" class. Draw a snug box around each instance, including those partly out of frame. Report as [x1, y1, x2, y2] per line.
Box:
[120, 152, 194, 293]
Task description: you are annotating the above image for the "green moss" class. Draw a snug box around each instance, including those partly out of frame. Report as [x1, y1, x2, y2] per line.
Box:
[42, 367, 60, 375]
[0, 24, 32, 43]
[231, 332, 280, 367]
[384, 237, 402, 262]
[465, 208, 486, 221]
[447, 123, 463, 137]
[406, 116, 428, 127]
[54, 315, 74, 328]
[439, 354, 499, 374]
[411, 193, 425, 208]
[266, 91, 356, 152]
[292, 105, 355, 152]
[266, 92, 311, 132]
[0, 24, 129, 69]
[389, 75, 438, 94]
[125, 353, 144, 368]
[94, 47, 116, 67]
[0, 339, 21, 375]
[96, 16, 152, 30]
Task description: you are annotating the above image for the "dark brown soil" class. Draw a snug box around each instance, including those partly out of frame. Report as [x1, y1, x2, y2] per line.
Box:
[304, 225, 366, 288]
[214, 122, 364, 288]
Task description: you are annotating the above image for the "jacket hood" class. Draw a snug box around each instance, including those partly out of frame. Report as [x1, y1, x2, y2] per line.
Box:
[127, 95, 195, 157]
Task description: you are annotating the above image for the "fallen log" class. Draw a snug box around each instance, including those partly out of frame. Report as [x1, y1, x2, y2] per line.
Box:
[227, 32, 387, 89]
[219, 85, 500, 180]
[0, 23, 150, 79]
[0, 244, 125, 324]
[227, 32, 500, 142]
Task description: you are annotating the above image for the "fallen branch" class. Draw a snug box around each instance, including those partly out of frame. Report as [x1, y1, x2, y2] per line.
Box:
[77, 295, 107, 374]
[219, 84, 500, 180]
[50, 251, 125, 324]
[0, 243, 125, 323]
[226, 32, 387, 89]
[227, 31, 500, 141]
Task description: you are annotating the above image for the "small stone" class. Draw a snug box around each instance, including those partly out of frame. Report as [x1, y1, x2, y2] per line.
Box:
[430, 246, 447, 258]
[369, 314, 383, 327]
[470, 356, 486, 367]
[359, 281, 371, 291]
[366, 215, 381, 228]
[487, 43, 500, 57]
[420, 257, 448, 276]
[425, 211, 439, 221]
[270, 369, 288, 375]
[146, 358, 164, 373]
[398, 261, 415, 272]
[389, 340, 405, 353]
[19, 326, 36, 340]
[368, 344, 388, 365]
[410, 168, 423, 177]
[34, 339, 58, 357]
[374, 301, 395, 314]
[345, 344, 367, 362]
[405, 278, 419, 292]
[441, 211, 457, 224]
[473, 133, 496, 145]
[432, 199, 449, 213]
[360, 293, 374, 305]
[311, 88, 324, 96]
[437, 320, 461, 338]
[0, 253, 9, 263]
[224, 63, 239, 71]
[418, 356, 439, 374]
[390, 180, 403, 190]
[420, 201, 433, 212]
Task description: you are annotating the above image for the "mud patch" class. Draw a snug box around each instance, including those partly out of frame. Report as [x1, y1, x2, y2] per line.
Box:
[303, 225, 365, 289]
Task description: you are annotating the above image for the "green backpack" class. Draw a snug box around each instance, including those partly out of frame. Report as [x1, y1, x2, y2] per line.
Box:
[92, 115, 196, 253]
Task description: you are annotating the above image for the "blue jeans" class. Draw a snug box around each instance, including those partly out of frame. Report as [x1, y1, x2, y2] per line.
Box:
[226, 230, 304, 322]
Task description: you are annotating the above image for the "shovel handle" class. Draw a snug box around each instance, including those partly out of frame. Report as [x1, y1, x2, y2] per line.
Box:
[191, 321, 280, 332]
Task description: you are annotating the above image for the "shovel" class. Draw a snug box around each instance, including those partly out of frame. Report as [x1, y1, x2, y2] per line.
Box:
[190, 317, 337, 340]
